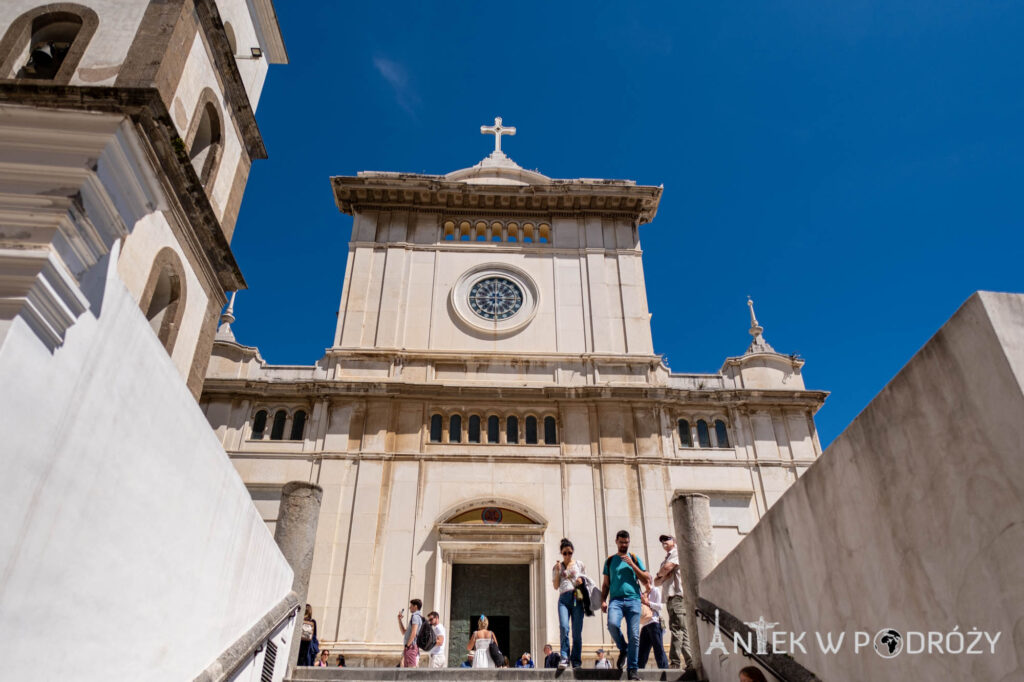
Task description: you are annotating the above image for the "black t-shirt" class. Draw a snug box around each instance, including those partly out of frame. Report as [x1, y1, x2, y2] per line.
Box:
[544, 652, 561, 668]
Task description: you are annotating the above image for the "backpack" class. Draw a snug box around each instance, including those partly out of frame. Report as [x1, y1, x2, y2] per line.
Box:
[416, 619, 437, 652]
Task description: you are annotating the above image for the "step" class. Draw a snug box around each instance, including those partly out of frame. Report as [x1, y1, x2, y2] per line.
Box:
[288, 669, 702, 681]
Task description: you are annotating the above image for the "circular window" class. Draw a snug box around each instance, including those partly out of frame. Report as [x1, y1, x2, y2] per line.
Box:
[450, 264, 539, 335]
[468, 277, 523, 321]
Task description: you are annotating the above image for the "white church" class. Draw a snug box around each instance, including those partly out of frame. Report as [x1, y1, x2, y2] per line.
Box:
[5, 2, 1020, 681]
[0, 0, 924, 679]
[200, 118, 828, 664]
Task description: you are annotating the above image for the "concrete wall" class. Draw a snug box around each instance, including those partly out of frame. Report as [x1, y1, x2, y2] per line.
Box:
[0, 247, 294, 681]
[698, 291, 1024, 681]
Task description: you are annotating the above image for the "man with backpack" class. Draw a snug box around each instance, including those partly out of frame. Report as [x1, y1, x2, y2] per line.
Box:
[601, 530, 651, 681]
[427, 611, 446, 668]
[397, 598, 435, 667]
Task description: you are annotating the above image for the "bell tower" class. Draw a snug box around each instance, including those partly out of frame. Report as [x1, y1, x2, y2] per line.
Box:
[0, 0, 286, 394]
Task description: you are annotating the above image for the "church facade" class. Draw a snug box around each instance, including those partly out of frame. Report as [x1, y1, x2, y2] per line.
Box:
[201, 125, 828, 664]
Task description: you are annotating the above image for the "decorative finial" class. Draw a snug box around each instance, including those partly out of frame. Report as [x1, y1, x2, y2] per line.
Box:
[480, 116, 516, 155]
[216, 291, 237, 342]
[745, 296, 774, 354]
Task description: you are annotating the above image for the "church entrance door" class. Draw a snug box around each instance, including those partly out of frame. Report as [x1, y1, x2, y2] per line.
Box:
[448, 563, 530, 665]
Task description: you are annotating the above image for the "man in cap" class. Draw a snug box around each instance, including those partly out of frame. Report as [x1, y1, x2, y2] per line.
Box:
[654, 534, 693, 671]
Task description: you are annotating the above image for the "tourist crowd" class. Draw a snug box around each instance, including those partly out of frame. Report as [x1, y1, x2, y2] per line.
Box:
[297, 530, 770, 681]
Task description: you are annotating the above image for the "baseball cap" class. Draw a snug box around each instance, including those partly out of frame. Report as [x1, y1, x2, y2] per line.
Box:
[659, 534, 674, 542]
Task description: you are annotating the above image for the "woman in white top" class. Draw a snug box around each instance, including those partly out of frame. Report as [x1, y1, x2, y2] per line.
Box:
[467, 615, 496, 668]
[551, 537, 587, 670]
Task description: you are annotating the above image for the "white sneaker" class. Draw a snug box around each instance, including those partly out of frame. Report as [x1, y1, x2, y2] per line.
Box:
[558, 657, 568, 670]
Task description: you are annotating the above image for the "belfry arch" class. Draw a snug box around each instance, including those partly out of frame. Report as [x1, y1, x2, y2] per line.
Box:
[432, 498, 547, 665]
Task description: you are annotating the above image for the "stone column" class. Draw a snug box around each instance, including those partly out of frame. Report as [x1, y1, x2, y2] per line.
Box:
[275, 481, 324, 678]
[671, 492, 714, 679]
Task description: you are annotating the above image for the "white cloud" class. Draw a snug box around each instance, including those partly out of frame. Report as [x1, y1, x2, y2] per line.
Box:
[373, 56, 419, 118]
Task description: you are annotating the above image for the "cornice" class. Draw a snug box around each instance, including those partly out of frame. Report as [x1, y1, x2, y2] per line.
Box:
[345, 241, 645, 257]
[202, 377, 829, 410]
[331, 175, 663, 225]
[323, 348, 665, 363]
[0, 85, 246, 291]
[226, 450, 821, 469]
[0, 248, 89, 349]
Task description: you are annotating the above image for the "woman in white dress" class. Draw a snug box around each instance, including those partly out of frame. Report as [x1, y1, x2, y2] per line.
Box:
[467, 615, 495, 668]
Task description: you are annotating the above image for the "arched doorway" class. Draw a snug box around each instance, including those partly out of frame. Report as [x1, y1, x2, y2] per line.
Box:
[432, 500, 547, 665]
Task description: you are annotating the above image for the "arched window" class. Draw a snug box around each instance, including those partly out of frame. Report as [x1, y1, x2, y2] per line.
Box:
[522, 223, 535, 243]
[474, 222, 487, 241]
[678, 419, 692, 448]
[270, 410, 287, 440]
[188, 99, 223, 187]
[443, 221, 455, 241]
[714, 420, 730, 448]
[525, 416, 538, 444]
[290, 410, 307, 440]
[544, 416, 557, 445]
[251, 410, 268, 440]
[487, 415, 500, 444]
[538, 223, 551, 244]
[459, 221, 471, 241]
[144, 264, 180, 338]
[1, 6, 98, 84]
[429, 414, 442, 443]
[449, 414, 462, 443]
[490, 222, 502, 242]
[16, 14, 82, 79]
[140, 248, 186, 355]
[506, 416, 519, 444]
[507, 223, 519, 243]
[468, 415, 481, 443]
[696, 420, 711, 448]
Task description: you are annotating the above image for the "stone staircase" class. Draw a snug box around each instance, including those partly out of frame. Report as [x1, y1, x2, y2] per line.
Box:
[289, 669, 703, 681]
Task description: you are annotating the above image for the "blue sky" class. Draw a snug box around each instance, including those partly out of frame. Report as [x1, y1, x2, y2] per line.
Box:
[230, 1, 1023, 447]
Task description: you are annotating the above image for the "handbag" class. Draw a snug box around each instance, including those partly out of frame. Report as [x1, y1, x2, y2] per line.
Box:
[488, 637, 503, 667]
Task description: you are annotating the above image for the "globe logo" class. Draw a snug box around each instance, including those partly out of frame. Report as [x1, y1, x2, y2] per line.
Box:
[873, 628, 904, 658]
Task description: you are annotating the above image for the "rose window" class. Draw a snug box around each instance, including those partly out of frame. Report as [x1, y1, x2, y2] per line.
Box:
[468, 277, 524, 321]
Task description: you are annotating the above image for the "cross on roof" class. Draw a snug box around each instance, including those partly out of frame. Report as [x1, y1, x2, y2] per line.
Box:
[480, 116, 516, 154]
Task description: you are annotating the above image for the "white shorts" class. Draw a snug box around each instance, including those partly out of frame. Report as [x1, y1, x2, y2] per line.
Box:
[430, 654, 447, 668]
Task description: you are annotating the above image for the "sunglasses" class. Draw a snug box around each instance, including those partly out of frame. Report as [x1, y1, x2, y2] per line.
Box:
[561, 550, 573, 555]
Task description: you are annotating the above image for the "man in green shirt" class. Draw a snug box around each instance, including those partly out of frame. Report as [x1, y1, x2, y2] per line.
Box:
[601, 530, 650, 680]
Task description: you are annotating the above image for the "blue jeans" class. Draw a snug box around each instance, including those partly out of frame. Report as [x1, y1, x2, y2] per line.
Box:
[607, 597, 642, 671]
[557, 590, 584, 666]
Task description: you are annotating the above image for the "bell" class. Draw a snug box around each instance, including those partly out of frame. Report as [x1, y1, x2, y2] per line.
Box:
[30, 42, 54, 69]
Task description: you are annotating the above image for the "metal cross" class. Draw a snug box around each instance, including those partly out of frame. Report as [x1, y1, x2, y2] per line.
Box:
[480, 116, 516, 153]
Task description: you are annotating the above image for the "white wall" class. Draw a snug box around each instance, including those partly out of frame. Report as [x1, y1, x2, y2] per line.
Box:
[698, 291, 1024, 682]
[0, 245, 293, 681]
[335, 238, 654, 356]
